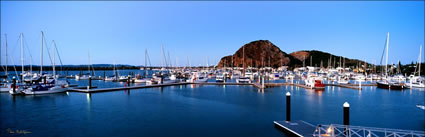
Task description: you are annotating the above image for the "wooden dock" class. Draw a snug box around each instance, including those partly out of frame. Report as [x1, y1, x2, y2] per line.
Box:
[195, 82, 252, 86]
[290, 83, 313, 89]
[274, 120, 316, 137]
[66, 81, 377, 93]
[325, 83, 361, 90]
[68, 82, 193, 93]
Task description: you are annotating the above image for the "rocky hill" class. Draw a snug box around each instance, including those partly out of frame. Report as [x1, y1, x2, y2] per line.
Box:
[289, 50, 368, 68]
[217, 40, 368, 68]
[216, 40, 301, 68]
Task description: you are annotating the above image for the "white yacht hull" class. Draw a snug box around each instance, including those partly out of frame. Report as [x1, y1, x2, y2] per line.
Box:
[23, 87, 68, 95]
[134, 79, 147, 83]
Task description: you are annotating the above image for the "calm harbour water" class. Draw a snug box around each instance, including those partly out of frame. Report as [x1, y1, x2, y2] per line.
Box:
[1, 70, 424, 137]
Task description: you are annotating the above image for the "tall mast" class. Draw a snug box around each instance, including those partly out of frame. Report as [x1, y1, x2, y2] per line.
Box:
[88, 51, 90, 74]
[145, 49, 148, 76]
[161, 45, 165, 68]
[310, 56, 312, 67]
[419, 45, 422, 76]
[5, 34, 7, 76]
[40, 31, 43, 76]
[52, 40, 56, 78]
[243, 46, 245, 77]
[385, 32, 389, 77]
[329, 55, 332, 68]
[21, 33, 24, 75]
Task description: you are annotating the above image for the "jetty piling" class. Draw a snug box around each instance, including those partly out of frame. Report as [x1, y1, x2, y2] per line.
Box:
[12, 77, 16, 93]
[89, 76, 92, 89]
[286, 92, 291, 121]
[127, 76, 131, 87]
[343, 102, 350, 136]
[344, 102, 350, 125]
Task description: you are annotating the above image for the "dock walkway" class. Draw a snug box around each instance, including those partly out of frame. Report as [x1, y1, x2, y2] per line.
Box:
[274, 120, 316, 137]
[68, 82, 193, 93]
[67, 81, 378, 93]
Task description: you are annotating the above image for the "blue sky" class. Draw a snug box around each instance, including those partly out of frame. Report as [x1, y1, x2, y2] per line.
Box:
[1, 1, 424, 66]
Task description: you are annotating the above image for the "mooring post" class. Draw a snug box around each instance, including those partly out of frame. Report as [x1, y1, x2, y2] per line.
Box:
[103, 71, 106, 81]
[343, 102, 350, 136]
[127, 76, 131, 87]
[344, 102, 350, 125]
[262, 75, 265, 88]
[89, 76, 92, 89]
[286, 92, 291, 122]
[12, 77, 16, 93]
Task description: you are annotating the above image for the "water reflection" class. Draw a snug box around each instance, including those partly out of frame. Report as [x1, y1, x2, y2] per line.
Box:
[86, 93, 91, 104]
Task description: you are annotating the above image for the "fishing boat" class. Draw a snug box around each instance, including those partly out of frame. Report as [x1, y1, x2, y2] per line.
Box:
[305, 77, 325, 89]
[216, 73, 225, 82]
[377, 81, 404, 90]
[186, 72, 207, 83]
[236, 77, 251, 83]
[337, 76, 349, 84]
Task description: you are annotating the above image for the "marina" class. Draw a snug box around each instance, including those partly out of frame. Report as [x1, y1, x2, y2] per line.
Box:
[1, 1, 424, 137]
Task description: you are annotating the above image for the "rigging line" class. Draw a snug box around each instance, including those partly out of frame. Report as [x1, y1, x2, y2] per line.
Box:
[379, 37, 386, 74]
[9, 54, 21, 81]
[53, 42, 64, 71]
[0, 35, 5, 71]
[146, 50, 152, 67]
[8, 35, 20, 55]
[3, 35, 21, 72]
[43, 35, 54, 67]
[23, 37, 34, 69]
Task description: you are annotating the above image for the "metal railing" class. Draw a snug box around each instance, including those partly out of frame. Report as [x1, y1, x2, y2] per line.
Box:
[313, 124, 425, 137]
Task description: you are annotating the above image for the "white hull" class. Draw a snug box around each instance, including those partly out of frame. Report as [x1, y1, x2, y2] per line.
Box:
[9, 87, 25, 95]
[1, 87, 11, 92]
[195, 78, 208, 83]
[134, 79, 147, 83]
[161, 80, 177, 84]
[236, 78, 251, 83]
[23, 86, 68, 95]
[337, 81, 349, 84]
[406, 83, 425, 88]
